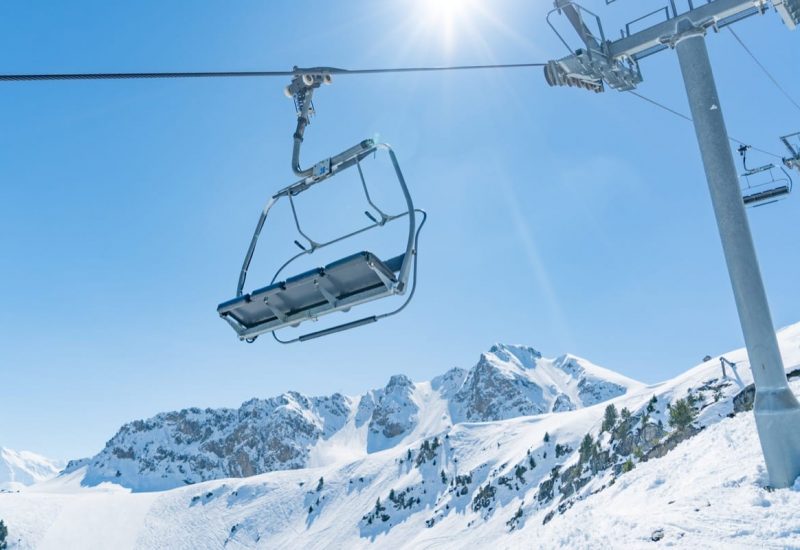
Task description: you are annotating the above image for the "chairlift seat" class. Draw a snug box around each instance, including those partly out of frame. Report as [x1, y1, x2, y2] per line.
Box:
[218, 251, 405, 339]
[742, 184, 791, 206]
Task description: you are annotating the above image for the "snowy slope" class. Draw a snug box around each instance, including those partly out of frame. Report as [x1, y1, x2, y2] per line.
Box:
[2, 322, 800, 549]
[0, 448, 62, 491]
[65, 345, 639, 492]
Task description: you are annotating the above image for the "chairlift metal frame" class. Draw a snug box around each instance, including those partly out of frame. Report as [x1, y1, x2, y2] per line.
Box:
[781, 131, 800, 173]
[217, 71, 425, 343]
[738, 144, 793, 207]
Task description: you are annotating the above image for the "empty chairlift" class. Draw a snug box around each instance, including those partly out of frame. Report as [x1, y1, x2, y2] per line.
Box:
[738, 144, 793, 207]
[217, 71, 425, 343]
[781, 131, 800, 174]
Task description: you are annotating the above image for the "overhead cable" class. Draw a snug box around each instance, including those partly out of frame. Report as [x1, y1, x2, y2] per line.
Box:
[628, 90, 784, 160]
[728, 28, 800, 114]
[0, 62, 546, 82]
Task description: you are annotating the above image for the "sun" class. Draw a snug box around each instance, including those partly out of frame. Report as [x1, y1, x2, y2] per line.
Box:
[425, 0, 468, 21]
[415, 0, 482, 52]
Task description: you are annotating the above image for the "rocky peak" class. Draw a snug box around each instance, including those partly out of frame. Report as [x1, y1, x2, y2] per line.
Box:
[487, 344, 542, 368]
[453, 351, 549, 422]
[451, 344, 638, 422]
[367, 374, 419, 452]
[386, 374, 414, 392]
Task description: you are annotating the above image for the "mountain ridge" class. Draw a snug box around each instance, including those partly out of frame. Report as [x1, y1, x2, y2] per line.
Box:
[64, 344, 641, 492]
[0, 447, 62, 491]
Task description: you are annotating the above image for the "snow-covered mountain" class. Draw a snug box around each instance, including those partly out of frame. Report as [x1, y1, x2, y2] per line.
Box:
[4, 323, 800, 548]
[64, 345, 640, 492]
[0, 448, 62, 491]
[451, 345, 638, 420]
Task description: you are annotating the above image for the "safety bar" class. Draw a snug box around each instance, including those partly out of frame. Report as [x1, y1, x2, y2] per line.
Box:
[276, 139, 376, 198]
[235, 142, 416, 301]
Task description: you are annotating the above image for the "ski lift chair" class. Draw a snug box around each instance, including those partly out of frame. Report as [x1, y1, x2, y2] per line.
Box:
[217, 71, 425, 343]
[738, 145, 793, 207]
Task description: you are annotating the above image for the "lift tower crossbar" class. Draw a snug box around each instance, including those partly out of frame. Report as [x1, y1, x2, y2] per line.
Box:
[546, 0, 800, 488]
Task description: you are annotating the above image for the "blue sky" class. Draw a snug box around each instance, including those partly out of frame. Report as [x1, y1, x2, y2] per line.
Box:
[1, 0, 798, 461]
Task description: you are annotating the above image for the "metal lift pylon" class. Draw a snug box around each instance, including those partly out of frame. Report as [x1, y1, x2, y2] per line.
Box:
[545, 0, 800, 488]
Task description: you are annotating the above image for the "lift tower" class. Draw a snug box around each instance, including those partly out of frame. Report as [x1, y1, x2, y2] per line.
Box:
[545, 0, 800, 488]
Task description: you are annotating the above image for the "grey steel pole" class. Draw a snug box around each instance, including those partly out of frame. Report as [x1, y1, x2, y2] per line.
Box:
[674, 22, 800, 488]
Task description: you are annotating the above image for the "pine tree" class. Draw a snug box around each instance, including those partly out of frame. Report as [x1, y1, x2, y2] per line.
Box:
[543, 432, 550, 443]
[647, 395, 658, 413]
[0, 519, 7, 550]
[316, 477, 324, 492]
[579, 433, 595, 464]
[669, 398, 696, 431]
[602, 404, 618, 432]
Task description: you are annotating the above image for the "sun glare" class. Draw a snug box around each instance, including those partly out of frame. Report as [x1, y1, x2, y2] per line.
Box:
[416, 0, 482, 52]
[425, 0, 467, 20]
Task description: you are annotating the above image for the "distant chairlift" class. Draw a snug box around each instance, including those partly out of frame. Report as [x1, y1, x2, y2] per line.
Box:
[217, 70, 426, 343]
[781, 131, 800, 174]
[738, 143, 793, 207]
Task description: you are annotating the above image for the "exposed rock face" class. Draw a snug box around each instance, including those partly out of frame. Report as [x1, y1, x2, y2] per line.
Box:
[367, 375, 419, 452]
[66, 343, 639, 492]
[454, 351, 548, 422]
[451, 345, 635, 423]
[552, 394, 576, 412]
[66, 392, 351, 492]
[732, 368, 800, 414]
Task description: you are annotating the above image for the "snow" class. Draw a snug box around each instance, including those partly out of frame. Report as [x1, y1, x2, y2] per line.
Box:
[2, 322, 800, 548]
[0, 448, 62, 491]
[6, 405, 800, 548]
[541, 410, 800, 549]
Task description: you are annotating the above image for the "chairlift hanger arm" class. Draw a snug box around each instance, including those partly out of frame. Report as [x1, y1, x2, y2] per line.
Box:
[737, 144, 769, 174]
